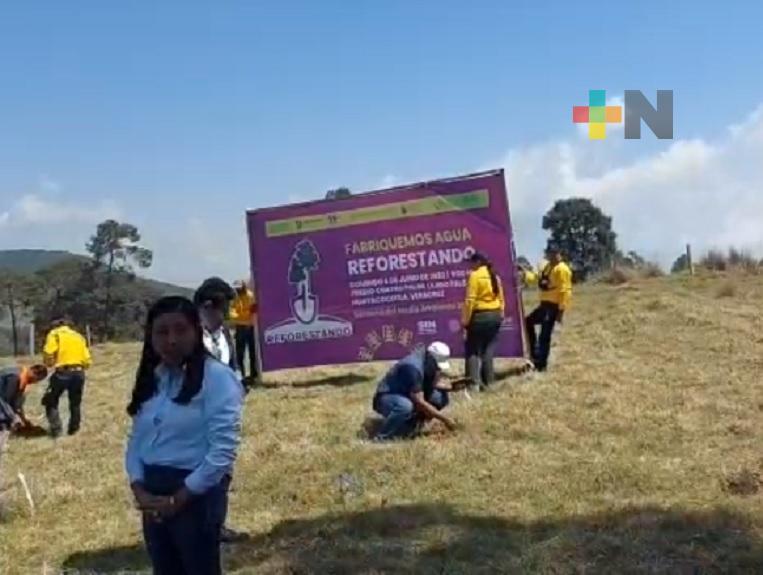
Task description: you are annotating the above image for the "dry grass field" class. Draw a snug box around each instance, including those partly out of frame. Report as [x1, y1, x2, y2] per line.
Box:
[1, 271, 762, 574]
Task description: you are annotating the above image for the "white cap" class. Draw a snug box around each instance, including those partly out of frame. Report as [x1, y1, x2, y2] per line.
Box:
[426, 341, 451, 373]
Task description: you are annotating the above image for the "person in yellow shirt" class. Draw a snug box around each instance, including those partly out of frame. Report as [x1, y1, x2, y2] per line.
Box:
[229, 280, 258, 382]
[517, 261, 536, 289]
[461, 252, 505, 391]
[524, 247, 572, 372]
[41, 317, 92, 437]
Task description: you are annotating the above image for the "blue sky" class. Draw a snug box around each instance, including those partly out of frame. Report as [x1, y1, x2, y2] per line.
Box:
[1, 1, 762, 285]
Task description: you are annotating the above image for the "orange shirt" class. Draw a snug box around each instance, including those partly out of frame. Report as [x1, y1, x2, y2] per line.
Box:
[18, 367, 32, 393]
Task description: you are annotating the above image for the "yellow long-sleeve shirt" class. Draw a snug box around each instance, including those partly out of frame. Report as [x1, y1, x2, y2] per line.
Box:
[229, 289, 256, 327]
[43, 326, 92, 370]
[461, 265, 505, 326]
[525, 261, 573, 310]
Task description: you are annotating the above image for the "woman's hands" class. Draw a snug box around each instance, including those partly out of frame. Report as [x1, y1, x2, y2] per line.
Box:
[131, 483, 193, 522]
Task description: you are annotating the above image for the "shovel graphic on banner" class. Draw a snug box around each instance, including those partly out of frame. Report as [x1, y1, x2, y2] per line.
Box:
[292, 279, 317, 324]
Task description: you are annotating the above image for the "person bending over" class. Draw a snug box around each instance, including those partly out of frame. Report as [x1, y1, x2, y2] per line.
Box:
[1, 364, 48, 507]
[372, 342, 458, 441]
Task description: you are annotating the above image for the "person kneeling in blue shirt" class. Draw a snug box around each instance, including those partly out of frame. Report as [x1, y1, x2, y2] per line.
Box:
[372, 342, 459, 441]
[125, 296, 244, 575]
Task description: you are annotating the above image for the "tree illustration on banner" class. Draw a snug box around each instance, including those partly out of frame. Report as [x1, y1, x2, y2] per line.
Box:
[288, 240, 321, 324]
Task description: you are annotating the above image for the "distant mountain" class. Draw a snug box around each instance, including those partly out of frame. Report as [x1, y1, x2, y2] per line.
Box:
[0, 249, 192, 297]
[0, 249, 193, 355]
[0, 249, 88, 274]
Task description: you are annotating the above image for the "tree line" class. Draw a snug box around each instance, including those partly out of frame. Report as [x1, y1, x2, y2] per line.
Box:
[1, 220, 174, 355]
[3, 191, 759, 355]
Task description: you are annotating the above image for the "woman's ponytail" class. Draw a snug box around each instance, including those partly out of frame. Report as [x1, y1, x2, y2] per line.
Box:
[487, 262, 499, 296]
[470, 252, 500, 296]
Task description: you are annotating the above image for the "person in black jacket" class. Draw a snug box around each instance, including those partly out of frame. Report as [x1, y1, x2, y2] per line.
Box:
[192, 278, 248, 545]
[194, 277, 238, 372]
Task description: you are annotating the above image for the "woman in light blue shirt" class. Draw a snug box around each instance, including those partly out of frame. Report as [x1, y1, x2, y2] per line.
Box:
[125, 296, 243, 575]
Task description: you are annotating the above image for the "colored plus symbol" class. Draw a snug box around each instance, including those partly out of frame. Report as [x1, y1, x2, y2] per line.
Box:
[573, 90, 622, 139]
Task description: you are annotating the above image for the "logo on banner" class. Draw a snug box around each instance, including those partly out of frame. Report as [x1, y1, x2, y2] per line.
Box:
[416, 320, 438, 336]
[264, 239, 353, 344]
[358, 324, 419, 361]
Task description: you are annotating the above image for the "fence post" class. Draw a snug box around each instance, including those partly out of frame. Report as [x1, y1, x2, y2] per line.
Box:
[686, 244, 694, 275]
[28, 322, 35, 356]
[85, 324, 92, 347]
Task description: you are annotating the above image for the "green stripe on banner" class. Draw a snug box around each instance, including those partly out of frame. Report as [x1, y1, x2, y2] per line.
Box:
[265, 189, 489, 238]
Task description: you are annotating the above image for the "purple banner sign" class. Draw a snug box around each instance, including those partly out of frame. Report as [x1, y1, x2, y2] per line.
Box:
[247, 170, 523, 371]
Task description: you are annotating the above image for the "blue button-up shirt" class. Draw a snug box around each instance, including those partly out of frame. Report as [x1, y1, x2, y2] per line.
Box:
[125, 358, 243, 495]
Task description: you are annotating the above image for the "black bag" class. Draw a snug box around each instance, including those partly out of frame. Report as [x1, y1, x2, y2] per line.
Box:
[539, 266, 552, 291]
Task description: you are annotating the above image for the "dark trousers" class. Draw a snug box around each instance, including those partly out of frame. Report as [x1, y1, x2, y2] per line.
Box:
[42, 369, 85, 436]
[525, 302, 560, 371]
[234, 326, 257, 379]
[465, 311, 503, 388]
[142, 465, 229, 575]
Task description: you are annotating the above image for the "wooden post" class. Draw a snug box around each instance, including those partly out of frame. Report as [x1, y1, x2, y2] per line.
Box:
[253, 317, 263, 380]
[28, 322, 35, 356]
[686, 244, 694, 275]
[85, 324, 92, 347]
[5, 284, 19, 357]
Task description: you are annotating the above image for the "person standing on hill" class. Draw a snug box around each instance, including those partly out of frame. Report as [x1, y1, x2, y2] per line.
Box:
[125, 296, 243, 574]
[42, 318, 92, 437]
[193, 278, 249, 544]
[229, 280, 258, 383]
[461, 252, 505, 392]
[524, 247, 573, 372]
[194, 278, 238, 373]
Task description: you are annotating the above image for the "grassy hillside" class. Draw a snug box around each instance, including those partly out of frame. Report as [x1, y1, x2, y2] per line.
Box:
[0, 250, 192, 355]
[0, 249, 88, 274]
[0, 272, 761, 574]
[0, 249, 192, 296]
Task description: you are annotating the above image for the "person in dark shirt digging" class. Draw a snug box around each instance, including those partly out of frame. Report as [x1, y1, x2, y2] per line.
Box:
[371, 342, 460, 441]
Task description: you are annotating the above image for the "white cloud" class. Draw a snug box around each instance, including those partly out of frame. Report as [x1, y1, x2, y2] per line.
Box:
[3, 105, 762, 287]
[0, 184, 123, 266]
[0, 178, 121, 228]
[144, 217, 250, 288]
[186, 217, 240, 268]
[377, 174, 401, 189]
[11, 194, 121, 225]
[287, 193, 312, 204]
[39, 175, 62, 195]
[503, 103, 763, 266]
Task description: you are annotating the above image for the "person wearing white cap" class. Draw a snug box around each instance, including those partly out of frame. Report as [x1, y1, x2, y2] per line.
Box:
[371, 342, 458, 441]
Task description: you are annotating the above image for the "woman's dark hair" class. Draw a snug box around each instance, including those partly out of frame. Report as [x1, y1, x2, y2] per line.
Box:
[127, 296, 209, 416]
[470, 252, 500, 296]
